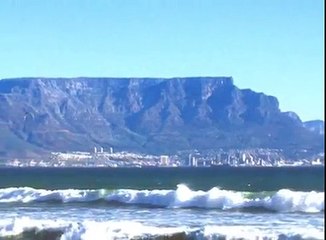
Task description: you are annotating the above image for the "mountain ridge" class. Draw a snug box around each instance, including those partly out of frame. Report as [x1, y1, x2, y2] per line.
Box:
[0, 77, 323, 159]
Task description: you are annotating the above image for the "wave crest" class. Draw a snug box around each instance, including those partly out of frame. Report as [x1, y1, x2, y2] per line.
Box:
[0, 185, 324, 213]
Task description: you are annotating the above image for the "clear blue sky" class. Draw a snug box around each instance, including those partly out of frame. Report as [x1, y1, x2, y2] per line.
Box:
[0, 0, 324, 121]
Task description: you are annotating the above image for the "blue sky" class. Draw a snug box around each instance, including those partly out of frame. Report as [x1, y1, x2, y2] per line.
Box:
[0, 0, 324, 121]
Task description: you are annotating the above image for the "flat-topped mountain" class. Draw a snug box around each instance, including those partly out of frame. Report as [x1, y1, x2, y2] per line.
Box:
[303, 120, 324, 135]
[0, 77, 323, 159]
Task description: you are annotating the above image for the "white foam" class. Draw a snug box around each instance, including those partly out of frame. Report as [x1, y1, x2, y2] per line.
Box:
[0, 217, 323, 240]
[0, 187, 101, 203]
[0, 217, 68, 237]
[265, 189, 324, 213]
[0, 185, 324, 213]
[197, 225, 324, 240]
[0, 217, 188, 240]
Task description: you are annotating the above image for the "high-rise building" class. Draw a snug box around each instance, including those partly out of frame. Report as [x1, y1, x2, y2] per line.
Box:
[160, 155, 169, 166]
[188, 154, 197, 167]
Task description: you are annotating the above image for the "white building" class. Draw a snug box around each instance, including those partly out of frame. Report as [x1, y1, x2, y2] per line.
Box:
[160, 155, 169, 166]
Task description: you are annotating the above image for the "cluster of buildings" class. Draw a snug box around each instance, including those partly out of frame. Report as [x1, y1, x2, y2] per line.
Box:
[2, 147, 324, 168]
[185, 148, 324, 167]
[3, 147, 178, 167]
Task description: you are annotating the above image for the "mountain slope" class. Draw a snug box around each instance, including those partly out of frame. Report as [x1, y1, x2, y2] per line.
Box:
[0, 77, 323, 158]
[303, 120, 324, 135]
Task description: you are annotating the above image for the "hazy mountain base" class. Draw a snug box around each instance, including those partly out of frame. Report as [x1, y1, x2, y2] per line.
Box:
[0, 77, 324, 159]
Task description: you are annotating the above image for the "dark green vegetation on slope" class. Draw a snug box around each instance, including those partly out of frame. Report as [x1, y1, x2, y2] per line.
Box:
[0, 77, 324, 158]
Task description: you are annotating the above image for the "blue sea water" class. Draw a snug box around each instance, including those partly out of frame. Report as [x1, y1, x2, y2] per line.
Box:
[0, 167, 324, 239]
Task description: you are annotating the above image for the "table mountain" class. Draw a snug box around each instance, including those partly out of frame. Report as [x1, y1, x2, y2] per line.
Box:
[303, 120, 324, 135]
[0, 77, 323, 159]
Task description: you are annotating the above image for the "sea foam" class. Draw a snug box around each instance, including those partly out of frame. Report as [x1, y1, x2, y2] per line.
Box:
[0, 217, 324, 240]
[0, 185, 324, 213]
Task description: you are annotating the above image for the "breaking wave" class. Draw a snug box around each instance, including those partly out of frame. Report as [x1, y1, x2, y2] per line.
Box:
[0, 217, 323, 240]
[0, 184, 324, 213]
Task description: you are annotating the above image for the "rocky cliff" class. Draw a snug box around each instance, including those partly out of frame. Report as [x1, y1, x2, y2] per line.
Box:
[0, 77, 323, 158]
[303, 120, 324, 135]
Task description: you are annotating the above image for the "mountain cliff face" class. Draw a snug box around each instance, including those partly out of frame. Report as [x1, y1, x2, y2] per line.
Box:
[303, 120, 324, 135]
[0, 77, 323, 158]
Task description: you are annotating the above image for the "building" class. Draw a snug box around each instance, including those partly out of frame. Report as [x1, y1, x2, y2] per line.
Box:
[160, 155, 169, 166]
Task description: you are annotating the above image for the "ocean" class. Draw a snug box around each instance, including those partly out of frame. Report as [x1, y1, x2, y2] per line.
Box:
[0, 167, 324, 240]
